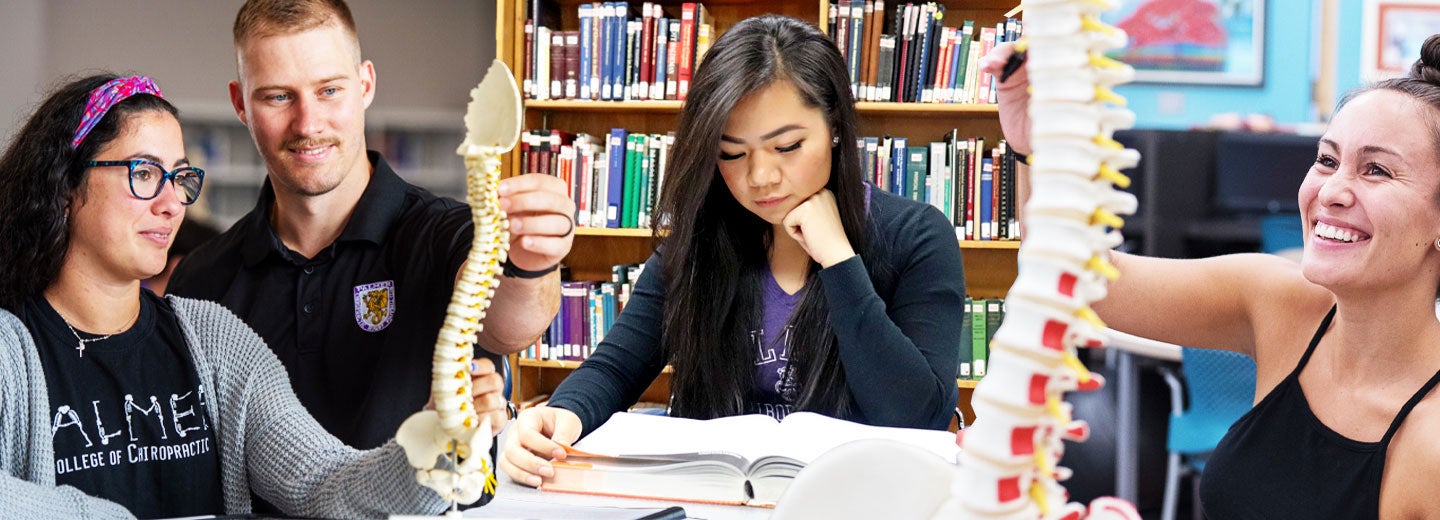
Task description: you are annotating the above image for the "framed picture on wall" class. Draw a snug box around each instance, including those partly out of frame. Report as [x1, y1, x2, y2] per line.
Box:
[1361, 0, 1440, 81]
[1099, 0, 1266, 86]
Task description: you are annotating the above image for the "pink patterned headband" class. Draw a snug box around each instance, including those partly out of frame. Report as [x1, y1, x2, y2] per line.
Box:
[71, 76, 165, 148]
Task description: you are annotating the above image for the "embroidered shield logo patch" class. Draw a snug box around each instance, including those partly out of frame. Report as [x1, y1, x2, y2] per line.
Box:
[353, 280, 395, 332]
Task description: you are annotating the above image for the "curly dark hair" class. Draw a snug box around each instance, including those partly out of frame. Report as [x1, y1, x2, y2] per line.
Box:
[0, 73, 178, 310]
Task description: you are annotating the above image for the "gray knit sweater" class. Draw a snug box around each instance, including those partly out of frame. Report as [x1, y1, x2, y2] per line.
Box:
[0, 296, 447, 519]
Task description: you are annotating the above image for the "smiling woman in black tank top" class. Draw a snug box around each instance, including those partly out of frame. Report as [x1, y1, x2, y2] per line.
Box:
[988, 34, 1440, 518]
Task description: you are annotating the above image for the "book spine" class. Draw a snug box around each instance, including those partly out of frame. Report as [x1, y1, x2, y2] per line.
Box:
[678, 3, 696, 100]
[914, 3, 934, 103]
[550, 30, 565, 99]
[959, 297, 973, 378]
[606, 129, 627, 228]
[906, 145, 926, 203]
[929, 141, 948, 217]
[611, 3, 628, 101]
[890, 136, 906, 195]
[985, 299, 1003, 364]
[977, 26, 997, 104]
[877, 136, 891, 190]
[953, 137, 968, 230]
[971, 298, 988, 377]
[997, 141, 1011, 240]
[858, 0, 875, 101]
[523, 19, 535, 98]
[579, 5, 594, 100]
[666, 20, 681, 99]
[877, 35, 894, 102]
[848, 2, 863, 98]
[626, 20, 641, 100]
[565, 31, 581, 99]
[623, 133, 640, 227]
[638, 2, 654, 101]
[600, 3, 614, 100]
[652, 7, 668, 100]
[980, 156, 993, 240]
[866, 0, 884, 101]
[695, 23, 713, 68]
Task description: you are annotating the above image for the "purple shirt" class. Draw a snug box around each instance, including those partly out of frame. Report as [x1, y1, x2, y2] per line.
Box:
[749, 269, 803, 419]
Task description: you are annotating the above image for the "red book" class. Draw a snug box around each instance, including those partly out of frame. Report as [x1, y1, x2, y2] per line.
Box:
[550, 31, 565, 100]
[523, 20, 535, 98]
[678, 3, 696, 100]
[638, 3, 654, 100]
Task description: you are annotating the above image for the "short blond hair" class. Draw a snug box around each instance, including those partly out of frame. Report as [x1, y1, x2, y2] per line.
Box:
[233, 0, 360, 54]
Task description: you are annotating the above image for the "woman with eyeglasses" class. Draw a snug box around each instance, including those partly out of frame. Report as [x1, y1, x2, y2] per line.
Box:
[0, 74, 448, 518]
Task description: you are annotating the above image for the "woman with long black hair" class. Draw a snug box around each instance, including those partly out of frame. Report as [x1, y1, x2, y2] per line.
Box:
[502, 14, 966, 487]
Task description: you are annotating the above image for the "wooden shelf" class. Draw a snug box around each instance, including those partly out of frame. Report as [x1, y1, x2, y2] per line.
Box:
[855, 102, 999, 116]
[518, 358, 673, 374]
[575, 227, 654, 238]
[960, 240, 1020, 250]
[957, 379, 980, 389]
[575, 229, 1017, 249]
[526, 99, 684, 112]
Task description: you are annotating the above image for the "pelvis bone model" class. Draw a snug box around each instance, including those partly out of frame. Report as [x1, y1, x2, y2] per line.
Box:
[396, 59, 520, 509]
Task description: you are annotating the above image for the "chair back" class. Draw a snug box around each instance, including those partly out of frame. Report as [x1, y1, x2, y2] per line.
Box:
[1168, 347, 1256, 454]
[1182, 347, 1255, 420]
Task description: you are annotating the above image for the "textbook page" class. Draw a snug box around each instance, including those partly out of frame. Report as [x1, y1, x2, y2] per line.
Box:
[574, 411, 959, 465]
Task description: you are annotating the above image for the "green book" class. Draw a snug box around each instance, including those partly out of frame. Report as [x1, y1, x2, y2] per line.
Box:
[622, 134, 642, 228]
[906, 145, 928, 202]
[985, 298, 1003, 360]
[956, 20, 975, 101]
[959, 297, 973, 378]
[636, 134, 653, 228]
[971, 298, 988, 378]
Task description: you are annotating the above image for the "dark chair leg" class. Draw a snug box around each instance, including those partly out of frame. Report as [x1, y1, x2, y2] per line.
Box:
[1191, 471, 1203, 520]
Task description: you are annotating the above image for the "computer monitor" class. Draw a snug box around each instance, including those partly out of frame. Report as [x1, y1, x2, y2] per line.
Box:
[1212, 132, 1319, 214]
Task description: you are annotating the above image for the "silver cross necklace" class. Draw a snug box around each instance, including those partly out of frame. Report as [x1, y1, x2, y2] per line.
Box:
[55, 308, 133, 358]
[63, 321, 114, 358]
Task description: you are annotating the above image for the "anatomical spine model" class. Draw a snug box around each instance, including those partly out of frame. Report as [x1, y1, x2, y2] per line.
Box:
[946, 0, 1143, 518]
[397, 59, 520, 510]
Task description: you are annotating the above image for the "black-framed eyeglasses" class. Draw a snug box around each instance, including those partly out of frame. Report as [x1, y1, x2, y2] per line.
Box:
[86, 160, 205, 205]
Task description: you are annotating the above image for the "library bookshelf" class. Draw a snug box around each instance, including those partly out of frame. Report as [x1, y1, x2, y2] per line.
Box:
[496, 0, 1019, 429]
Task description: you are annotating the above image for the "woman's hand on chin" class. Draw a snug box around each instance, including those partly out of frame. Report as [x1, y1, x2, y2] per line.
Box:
[782, 189, 855, 268]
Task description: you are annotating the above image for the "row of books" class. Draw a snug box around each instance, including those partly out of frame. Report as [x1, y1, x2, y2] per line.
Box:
[861, 134, 1020, 241]
[522, 128, 674, 230]
[523, 263, 647, 362]
[961, 297, 1005, 379]
[522, 126, 1019, 240]
[525, 2, 714, 101]
[827, 1, 1022, 104]
[527, 278, 1003, 382]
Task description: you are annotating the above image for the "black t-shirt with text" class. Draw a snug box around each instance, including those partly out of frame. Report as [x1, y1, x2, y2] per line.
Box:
[21, 290, 223, 518]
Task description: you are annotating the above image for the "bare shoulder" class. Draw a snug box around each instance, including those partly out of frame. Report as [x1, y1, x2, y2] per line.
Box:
[1229, 254, 1334, 384]
[1383, 397, 1440, 518]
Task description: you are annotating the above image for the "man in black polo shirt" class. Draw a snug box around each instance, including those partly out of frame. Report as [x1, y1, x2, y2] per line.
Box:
[170, 0, 570, 453]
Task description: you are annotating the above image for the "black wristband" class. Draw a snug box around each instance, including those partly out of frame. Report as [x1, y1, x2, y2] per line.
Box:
[501, 258, 559, 279]
[1012, 151, 1029, 165]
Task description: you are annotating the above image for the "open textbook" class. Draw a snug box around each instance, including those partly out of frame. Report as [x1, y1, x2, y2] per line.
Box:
[540, 411, 960, 507]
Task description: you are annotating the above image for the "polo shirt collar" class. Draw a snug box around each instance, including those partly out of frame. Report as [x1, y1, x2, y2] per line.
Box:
[238, 150, 407, 267]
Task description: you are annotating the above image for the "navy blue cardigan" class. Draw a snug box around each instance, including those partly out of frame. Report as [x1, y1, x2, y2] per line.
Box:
[548, 187, 966, 435]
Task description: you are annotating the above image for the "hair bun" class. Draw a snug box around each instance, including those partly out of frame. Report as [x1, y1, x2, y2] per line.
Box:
[1409, 34, 1440, 84]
